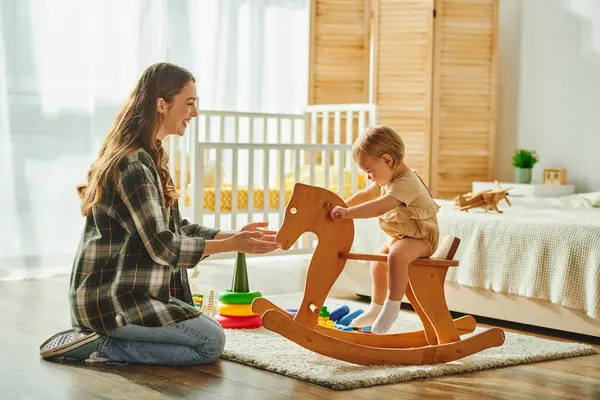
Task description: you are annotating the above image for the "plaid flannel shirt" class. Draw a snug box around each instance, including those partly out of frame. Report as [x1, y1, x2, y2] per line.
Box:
[69, 148, 219, 335]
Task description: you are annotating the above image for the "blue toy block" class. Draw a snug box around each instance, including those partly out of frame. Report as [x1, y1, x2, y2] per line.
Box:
[329, 305, 350, 322]
[338, 309, 364, 326]
[335, 324, 359, 331]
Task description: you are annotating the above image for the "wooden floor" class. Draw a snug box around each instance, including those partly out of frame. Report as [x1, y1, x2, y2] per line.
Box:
[1, 255, 599, 400]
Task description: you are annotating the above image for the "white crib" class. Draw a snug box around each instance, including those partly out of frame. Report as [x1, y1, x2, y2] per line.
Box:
[167, 103, 377, 257]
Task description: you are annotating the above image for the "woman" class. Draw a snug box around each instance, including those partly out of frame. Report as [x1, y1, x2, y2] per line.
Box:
[39, 62, 281, 365]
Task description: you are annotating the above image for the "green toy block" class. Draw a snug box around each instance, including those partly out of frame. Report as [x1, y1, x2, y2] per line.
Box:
[231, 252, 250, 293]
[319, 306, 330, 318]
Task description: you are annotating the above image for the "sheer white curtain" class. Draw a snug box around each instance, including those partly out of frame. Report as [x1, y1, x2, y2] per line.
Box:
[0, 0, 309, 280]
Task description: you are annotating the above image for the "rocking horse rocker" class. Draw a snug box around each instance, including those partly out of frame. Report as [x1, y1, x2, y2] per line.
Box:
[252, 183, 505, 366]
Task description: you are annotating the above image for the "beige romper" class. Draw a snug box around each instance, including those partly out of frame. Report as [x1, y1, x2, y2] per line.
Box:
[378, 170, 441, 254]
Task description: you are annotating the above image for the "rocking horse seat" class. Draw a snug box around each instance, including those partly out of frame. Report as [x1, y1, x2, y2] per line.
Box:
[341, 233, 461, 267]
[340, 252, 459, 267]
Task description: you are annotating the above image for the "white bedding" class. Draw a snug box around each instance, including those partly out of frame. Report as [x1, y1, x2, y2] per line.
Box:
[349, 193, 600, 320]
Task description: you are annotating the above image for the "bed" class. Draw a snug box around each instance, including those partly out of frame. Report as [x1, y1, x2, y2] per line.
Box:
[334, 193, 600, 337]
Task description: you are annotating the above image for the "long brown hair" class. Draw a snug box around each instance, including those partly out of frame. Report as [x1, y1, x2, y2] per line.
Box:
[78, 62, 194, 216]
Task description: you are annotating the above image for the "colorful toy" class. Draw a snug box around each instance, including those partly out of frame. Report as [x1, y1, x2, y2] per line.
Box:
[192, 294, 204, 310]
[217, 303, 255, 317]
[215, 252, 263, 329]
[250, 183, 505, 365]
[338, 309, 364, 326]
[203, 290, 215, 316]
[215, 314, 262, 329]
[318, 306, 330, 322]
[329, 305, 350, 322]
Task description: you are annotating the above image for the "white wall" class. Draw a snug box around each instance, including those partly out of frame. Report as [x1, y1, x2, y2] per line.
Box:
[497, 0, 600, 192]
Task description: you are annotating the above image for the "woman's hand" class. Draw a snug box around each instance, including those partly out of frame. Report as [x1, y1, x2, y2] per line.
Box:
[240, 221, 277, 236]
[228, 231, 281, 254]
[330, 206, 347, 220]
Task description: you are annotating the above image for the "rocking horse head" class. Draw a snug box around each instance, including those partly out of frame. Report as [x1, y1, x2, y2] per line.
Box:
[276, 183, 354, 252]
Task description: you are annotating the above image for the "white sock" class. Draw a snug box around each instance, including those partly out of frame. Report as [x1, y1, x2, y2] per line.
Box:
[349, 302, 383, 327]
[371, 298, 402, 334]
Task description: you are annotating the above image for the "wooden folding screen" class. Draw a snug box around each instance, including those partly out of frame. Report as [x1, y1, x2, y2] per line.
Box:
[429, 0, 498, 198]
[308, 0, 498, 198]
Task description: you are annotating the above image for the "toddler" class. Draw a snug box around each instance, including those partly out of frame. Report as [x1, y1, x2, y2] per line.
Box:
[330, 125, 440, 334]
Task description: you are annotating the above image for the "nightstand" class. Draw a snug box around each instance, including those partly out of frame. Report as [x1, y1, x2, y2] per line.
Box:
[471, 182, 575, 198]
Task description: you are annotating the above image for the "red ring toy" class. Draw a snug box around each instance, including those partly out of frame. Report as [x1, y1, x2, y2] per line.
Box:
[215, 314, 263, 329]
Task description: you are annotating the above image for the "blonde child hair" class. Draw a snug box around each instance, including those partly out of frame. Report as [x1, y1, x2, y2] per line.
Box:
[352, 125, 405, 167]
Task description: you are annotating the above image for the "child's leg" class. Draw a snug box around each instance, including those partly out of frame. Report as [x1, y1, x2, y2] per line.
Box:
[350, 241, 389, 327]
[371, 238, 431, 334]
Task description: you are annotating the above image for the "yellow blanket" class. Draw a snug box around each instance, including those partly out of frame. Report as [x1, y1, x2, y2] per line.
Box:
[180, 166, 367, 212]
[186, 184, 364, 212]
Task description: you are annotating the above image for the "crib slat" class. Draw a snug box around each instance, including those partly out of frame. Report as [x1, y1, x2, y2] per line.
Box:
[294, 149, 301, 250]
[358, 110, 366, 134]
[322, 112, 329, 189]
[333, 111, 342, 170]
[279, 149, 286, 226]
[310, 149, 315, 187]
[322, 111, 329, 145]
[310, 112, 317, 144]
[333, 111, 341, 144]
[194, 144, 205, 224]
[346, 110, 354, 168]
[194, 99, 200, 144]
[179, 133, 187, 207]
[234, 116, 240, 143]
[338, 149, 345, 198]
[263, 117, 268, 143]
[189, 120, 197, 219]
[324, 149, 330, 191]
[249, 117, 254, 143]
[263, 149, 270, 223]
[215, 149, 222, 230]
[232, 149, 238, 230]
[352, 160, 359, 194]
[248, 149, 254, 223]
[204, 115, 210, 142]
[369, 105, 377, 126]
[277, 118, 282, 144]
[219, 115, 225, 142]
[294, 149, 301, 184]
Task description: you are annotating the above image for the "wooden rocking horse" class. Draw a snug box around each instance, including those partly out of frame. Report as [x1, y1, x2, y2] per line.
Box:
[252, 183, 505, 365]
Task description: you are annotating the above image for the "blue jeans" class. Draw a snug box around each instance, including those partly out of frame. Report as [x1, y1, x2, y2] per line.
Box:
[97, 310, 226, 365]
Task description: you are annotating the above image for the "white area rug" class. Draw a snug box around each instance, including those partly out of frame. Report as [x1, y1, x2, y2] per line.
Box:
[221, 294, 597, 390]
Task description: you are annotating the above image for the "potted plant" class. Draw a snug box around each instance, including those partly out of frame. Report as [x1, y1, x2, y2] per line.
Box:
[512, 148, 539, 184]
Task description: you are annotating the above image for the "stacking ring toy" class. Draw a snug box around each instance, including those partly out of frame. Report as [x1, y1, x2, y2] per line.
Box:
[218, 290, 262, 305]
[217, 303, 256, 317]
[215, 314, 262, 329]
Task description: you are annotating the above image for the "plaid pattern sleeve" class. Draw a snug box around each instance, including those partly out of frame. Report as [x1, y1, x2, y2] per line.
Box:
[181, 219, 220, 240]
[117, 161, 207, 269]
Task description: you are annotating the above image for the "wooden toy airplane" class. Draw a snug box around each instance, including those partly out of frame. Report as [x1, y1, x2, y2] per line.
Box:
[454, 181, 512, 213]
[251, 183, 505, 366]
